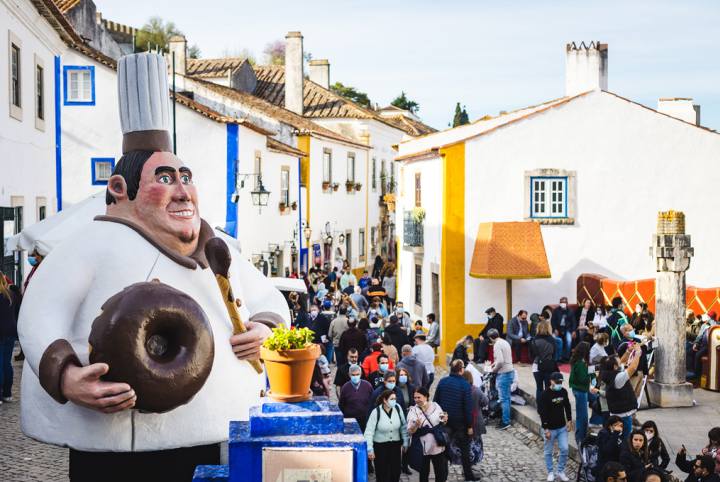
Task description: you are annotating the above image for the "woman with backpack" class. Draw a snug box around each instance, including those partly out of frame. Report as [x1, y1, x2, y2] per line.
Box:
[365, 389, 409, 482]
[407, 387, 448, 482]
[531, 321, 558, 409]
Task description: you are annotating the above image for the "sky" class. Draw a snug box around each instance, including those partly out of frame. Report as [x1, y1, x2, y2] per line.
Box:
[96, 0, 720, 131]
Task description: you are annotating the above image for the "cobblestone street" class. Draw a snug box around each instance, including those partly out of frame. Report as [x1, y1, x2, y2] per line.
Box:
[1, 346, 577, 481]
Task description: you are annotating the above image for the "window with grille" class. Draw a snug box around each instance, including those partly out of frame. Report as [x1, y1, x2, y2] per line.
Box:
[372, 158, 377, 190]
[414, 173, 422, 207]
[359, 228, 366, 257]
[323, 148, 332, 184]
[347, 153, 355, 183]
[280, 167, 290, 206]
[530, 177, 567, 218]
[35, 64, 44, 120]
[64, 66, 95, 105]
[91, 158, 115, 185]
[414, 264, 422, 306]
[11, 44, 20, 108]
[371, 226, 377, 256]
[254, 151, 262, 189]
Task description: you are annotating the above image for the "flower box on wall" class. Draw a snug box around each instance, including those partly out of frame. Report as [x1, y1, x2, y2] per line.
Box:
[291, 201, 297, 211]
[322, 181, 331, 191]
[331, 183, 339, 192]
[354, 183, 362, 191]
[346, 181, 355, 192]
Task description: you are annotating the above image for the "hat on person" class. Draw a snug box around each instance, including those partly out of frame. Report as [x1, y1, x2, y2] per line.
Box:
[485, 307, 496, 314]
[414, 333, 427, 341]
[550, 372, 564, 383]
[322, 300, 332, 310]
[117, 53, 172, 154]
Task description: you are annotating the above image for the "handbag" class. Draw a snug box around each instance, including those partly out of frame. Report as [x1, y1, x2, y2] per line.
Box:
[420, 406, 448, 447]
[408, 434, 425, 472]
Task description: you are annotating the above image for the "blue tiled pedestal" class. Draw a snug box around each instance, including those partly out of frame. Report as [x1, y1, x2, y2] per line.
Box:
[193, 397, 367, 482]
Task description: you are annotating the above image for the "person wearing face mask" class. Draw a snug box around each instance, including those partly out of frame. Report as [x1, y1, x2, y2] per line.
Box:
[591, 333, 611, 366]
[597, 416, 627, 476]
[474, 307, 504, 363]
[397, 344, 428, 391]
[617, 324, 649, 398]
[368, 354, 395, 389]
[339, 364, 374, 432]
[334, 348, 361, 396]
[396, 368, 417, 410]
[364, 390, 409, 482]
[551, 297, 577, 362]
[370, 371, 407, 415]
[606, 297, 630, 351]
[363, 343, 394, 377]
[641, 421, 669, 473]
[407, 387, 449, 482]
[539, 372, 573, 481]
[295, 303, 319, 330]
[575, 299, 596, 343]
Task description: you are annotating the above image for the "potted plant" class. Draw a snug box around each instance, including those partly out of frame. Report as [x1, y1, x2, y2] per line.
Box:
[411, 206, 426, 223]
[278, 202, 287, 211]
[332, 183, 339, 192]
[322, 181, 331, 190]
[260, 326, 319, 402]
[291, 201, 298, 211]
[354, 182, 362, 191]
[346, 181, 355, 192]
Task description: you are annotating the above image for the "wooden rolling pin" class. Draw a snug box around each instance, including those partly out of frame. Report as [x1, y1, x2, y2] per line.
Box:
[204, 237, 264, 374]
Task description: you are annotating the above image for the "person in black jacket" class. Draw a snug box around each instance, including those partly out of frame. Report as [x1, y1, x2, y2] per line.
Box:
[530, 321, 558, 410]
[452, 336, 472, 366]
[642, 421, 670, 473]
[676, 453, 720, 482]
[539, 371, 573, 481]
[597, 416, 626, 477]
[384, 315, 408, 356]
[0, 276, 21, 403]
[598, 461, 628, 482]
[600, 347, 642, 439]
[551, 297, 577, 362]
[474, 307, 504, 362]
[620, 429, 652, 482]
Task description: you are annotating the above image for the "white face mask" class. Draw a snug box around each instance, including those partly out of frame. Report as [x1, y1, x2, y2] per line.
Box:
[645, 431, 654, 441]
[560, 303, 567, 309]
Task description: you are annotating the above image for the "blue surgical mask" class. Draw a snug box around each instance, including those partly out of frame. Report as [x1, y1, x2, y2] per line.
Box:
[552, 384, 563, 392]
[28, 256, 38, 266]
[350, 375, 361, 385]
[398, 375, 408, 385]
[387, 399, 397, 409]
[379, 363, 389, 372]
[385, 382, 396, 391]
[627, 330, 636, 339]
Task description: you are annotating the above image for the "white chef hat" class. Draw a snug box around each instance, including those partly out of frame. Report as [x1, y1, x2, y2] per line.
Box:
[117, 52, 172, 154]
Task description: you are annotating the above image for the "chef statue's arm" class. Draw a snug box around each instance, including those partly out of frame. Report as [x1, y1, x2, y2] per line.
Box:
[17, 246, 136, 412]
[226, 249, 290, 361]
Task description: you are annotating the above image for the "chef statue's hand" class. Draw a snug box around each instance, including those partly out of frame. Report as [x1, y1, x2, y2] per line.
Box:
[230, 321, 272, 361]
[61, 363, 136, 413]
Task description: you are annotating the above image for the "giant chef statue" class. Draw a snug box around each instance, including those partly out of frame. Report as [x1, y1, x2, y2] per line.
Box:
[17, 53, 288, 481]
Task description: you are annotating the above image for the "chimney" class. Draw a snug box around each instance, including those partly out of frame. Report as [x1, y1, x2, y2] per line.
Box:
[565, 41, 608, 96]
[284, 31, 304, 115]
[308, 59, 330, 89]
[168, 35, 187, 76]
[657, 98, 700, 126]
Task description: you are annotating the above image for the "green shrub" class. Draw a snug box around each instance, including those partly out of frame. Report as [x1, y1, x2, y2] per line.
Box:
[263, 326, 315, 351]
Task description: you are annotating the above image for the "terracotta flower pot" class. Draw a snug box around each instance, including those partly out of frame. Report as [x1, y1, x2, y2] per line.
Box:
[261, 343, 320, 402]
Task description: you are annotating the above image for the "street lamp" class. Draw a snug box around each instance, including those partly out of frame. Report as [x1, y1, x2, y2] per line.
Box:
[250, 175, 270, 211]
[303, 226, 312, 243]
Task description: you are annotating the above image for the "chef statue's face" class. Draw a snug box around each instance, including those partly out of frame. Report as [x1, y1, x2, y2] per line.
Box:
[106, 151, 201, 256]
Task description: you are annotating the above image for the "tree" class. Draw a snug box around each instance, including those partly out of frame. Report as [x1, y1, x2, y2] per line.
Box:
[391, 91, 419, 114]
[330, 82, 371, 108]
[451, 102, 470, 127]
[187, 44, 201, 59]
[221, 47, 257, 66]
[135, 16, 200, 57]
[263, 40, 285, 65]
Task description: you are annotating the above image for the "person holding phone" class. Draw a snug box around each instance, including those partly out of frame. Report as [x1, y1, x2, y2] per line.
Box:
[600, 344, 642, 439]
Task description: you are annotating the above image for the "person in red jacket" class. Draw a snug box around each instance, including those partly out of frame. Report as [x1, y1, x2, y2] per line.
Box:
[362, 342, 395, 377]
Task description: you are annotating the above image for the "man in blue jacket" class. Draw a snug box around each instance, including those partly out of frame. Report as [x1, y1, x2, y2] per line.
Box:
[434, 359, 478, 481]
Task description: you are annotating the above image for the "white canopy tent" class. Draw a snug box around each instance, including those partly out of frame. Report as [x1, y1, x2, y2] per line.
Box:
[7, 193, 243, 256]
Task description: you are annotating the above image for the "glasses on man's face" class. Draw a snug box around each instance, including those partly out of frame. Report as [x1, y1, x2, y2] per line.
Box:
[694, 463, 704, 470]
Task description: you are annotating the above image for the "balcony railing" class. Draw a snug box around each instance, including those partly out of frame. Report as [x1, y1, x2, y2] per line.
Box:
[403, 210, 424, 247]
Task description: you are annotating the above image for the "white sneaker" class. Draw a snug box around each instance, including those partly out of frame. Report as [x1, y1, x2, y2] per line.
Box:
[557, 472, 569, 482]
[2, 397, 12, 403]
[546, 473, 555, 481]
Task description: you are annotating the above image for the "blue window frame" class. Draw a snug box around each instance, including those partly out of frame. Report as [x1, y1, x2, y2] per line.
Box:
[91, 158, 115, 185]
[530, 176, 568, 218]
[63, 65, 95, 106]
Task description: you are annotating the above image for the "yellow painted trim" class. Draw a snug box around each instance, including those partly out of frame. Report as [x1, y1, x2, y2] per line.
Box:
[298, 135, 311, 225]
[364, 134, 371, 271]
[439, 142, 466, 360]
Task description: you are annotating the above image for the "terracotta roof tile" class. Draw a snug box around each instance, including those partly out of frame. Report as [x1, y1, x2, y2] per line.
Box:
[186, 76, 368, 149]
[253, 65, 436, 136]
[174, 94, 275, 134]
[52, 0, 79, 14]
[267, 137, 306, 157]
[469, 222, 551, 279]
[186, 58, 248, 78]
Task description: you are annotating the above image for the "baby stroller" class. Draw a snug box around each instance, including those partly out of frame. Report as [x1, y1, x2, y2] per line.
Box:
[576, 432, 599, 482]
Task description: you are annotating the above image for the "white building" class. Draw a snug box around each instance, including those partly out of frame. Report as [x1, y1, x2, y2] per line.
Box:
[173, 31, 436, 275]
[395, 41, 720, 357]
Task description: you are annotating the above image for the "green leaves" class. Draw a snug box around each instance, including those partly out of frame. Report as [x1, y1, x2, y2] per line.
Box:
[263, 326, 315, 351]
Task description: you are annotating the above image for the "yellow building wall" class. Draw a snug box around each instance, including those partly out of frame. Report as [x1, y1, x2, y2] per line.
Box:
[439, 142, 472, 360]
[298, 135, 311, 224]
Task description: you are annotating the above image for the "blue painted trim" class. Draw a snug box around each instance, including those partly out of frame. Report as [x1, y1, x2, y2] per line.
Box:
[63, 65, 95, 106]
[54, 56, 62, 211]
[297, 156, 303, 273]
[225, 124, 239, 237]
[529, 176, 568, 219]
[90, 157, 115, 185]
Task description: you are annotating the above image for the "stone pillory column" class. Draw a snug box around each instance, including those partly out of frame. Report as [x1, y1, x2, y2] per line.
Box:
[647, 210, 694, 407]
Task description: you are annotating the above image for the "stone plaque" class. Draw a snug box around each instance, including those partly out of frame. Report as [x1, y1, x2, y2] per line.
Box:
[262, 447, 353, 482]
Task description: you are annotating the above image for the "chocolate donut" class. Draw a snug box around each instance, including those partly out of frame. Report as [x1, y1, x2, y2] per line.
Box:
[88, 281, 214, 413]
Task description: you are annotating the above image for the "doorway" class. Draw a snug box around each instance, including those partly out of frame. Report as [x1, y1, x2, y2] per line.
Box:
[345, 231, 352, 269]
[1, 207, 23, 285]
[431, 272, 440, 321]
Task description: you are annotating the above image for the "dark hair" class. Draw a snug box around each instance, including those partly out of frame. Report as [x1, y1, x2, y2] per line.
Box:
[698, 455, 716, 473]
[339, 306, 348, 315]
[347, 348, 359, 355]
[605, 415, 623, 430]
[612, 296, 623, 309]
[600, 461, 626, 479]
[628, 429, 648, 459]
[517, 310, 527, 317]
[600, 356, 619, 374]
[643, 469, 666, 482]
[377, 353, 389, 363]
[382, 334, 392, 345]
[383, 370, 396, 381]
[487, 329, 499, 340]
[427, 313, 435, 322]
[377, 389, 395, 406]
[414, 386, 430, 399]
[708, 427, 720, 445]
[106, 150, 154, 204]
[396, 367, 410, 383]
[358, 318, 370, 330]
[570, 341, 591, 365]
[450, 359, 465, 374]
[641, 420, 665, 452]
[389, 315, 398, 324]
